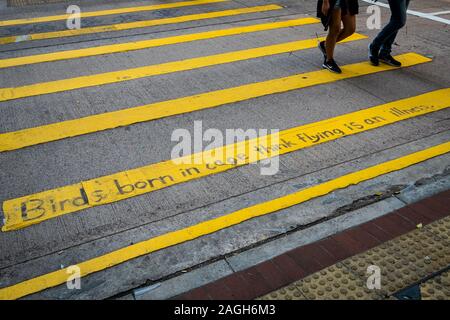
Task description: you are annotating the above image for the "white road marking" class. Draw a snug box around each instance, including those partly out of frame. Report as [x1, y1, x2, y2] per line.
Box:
[362, 0, 450, 25]
[429, 10, 450, 16]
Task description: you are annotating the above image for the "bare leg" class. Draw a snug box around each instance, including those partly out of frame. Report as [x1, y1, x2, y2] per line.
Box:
[325, 8, 342, 61]
[336, 14, 356, 43]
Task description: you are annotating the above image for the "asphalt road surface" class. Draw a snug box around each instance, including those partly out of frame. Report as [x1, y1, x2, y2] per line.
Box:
[0, 0, 449, 299]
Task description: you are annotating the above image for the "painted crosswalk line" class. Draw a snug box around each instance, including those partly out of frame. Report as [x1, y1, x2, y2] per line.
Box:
[0, 18, 320, 69]
[0, 141, 448, 300]
[0, 33, 366, 102]
[0, 53, 429, 152]
[2, 86, 447, 232]
[0, 0, 228, 27]
[0, 5, 282, 45]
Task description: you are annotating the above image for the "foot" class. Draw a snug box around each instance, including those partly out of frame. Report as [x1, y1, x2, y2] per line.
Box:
[322, 59, 342, 74]
[379, 54, 402, 67]
[368, 43, 379, 66]
[318, 41, 327, 60]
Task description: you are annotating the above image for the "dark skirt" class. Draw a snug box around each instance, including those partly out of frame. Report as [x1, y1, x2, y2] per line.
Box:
[317, 0, 359, 30]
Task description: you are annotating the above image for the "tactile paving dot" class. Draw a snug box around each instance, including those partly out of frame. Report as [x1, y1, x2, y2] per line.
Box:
[342, 228, 450, 295]
[425, 215, 450, 243]
[293, 263, 383, 300]
[257, 284, 306, 300]
[420, 270, 450, 300]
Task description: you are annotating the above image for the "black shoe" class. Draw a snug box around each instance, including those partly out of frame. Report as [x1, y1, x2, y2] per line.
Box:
[318, 41, 327, 60]
[379, 54, 402, 67]
[322, 59, 342, 74]
[368, 43, 379, 66]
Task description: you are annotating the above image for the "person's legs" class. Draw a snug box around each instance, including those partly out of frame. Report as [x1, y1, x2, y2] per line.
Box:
[322, 8, 343, 73]
[379, 30, 399, 56]
[325, 8, 342, 61]
[379, 0, 410, 57]
[372, 0, 407, 49]
[336, 13, 356, 43]
[369, 0, 408, 65]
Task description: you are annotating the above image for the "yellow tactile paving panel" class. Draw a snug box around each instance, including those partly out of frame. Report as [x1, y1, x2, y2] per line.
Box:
[424, 215, 450, 243]
[295, 263, 383, 300]
[343, 229, 450, 295]
[420, 270, 450, 300]
[259, 263, 384, 300]
[259, 216, 450, 300]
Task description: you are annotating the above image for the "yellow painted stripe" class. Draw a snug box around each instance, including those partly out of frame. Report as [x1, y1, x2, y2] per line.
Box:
[0, 33, 366, 102]
[0, 5, 282, 45]
[2, 86, 447, 232]
[0, 0, 228, 27]
[0, 52, 426, 152]
[0, 18, 320, 69]
[1, 141, 449, 300]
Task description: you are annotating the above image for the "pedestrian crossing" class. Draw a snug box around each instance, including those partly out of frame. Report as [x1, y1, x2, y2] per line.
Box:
[0, 0, 228, 27]
[0, 4, 282, 44]
[2, 86, 448, 231]
[0, 51, 427, 152]
[0, 18, 319, 69]
[0, 33, 366, 102]
[0, 0, 447, 299]
[1, 141, 449, 300]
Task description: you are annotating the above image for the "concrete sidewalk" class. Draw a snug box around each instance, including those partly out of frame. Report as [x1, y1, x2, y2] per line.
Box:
[170, 190, 450, 300]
